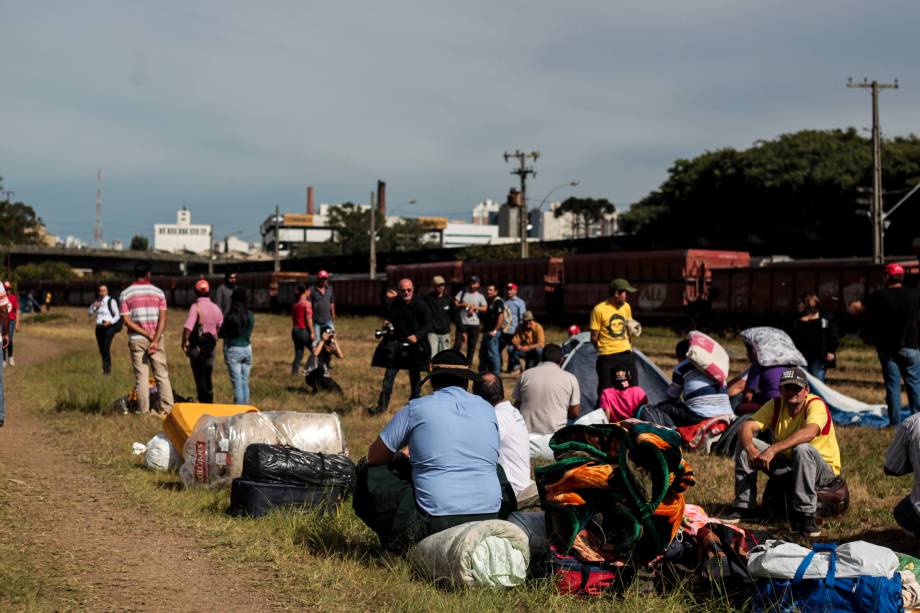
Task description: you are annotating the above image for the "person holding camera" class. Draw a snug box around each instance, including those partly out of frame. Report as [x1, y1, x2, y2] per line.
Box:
[369, 278, 431, 415]
[306, 326, 345, 393]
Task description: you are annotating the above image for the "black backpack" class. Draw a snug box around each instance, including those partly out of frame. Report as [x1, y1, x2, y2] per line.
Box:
[107, 297, 124, 333]
[188, 304, 217, 358]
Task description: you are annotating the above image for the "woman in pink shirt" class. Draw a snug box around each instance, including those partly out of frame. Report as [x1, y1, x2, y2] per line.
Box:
[181, 279, 224, 403]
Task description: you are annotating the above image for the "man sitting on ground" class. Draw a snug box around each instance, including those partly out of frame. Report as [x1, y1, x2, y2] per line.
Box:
[648, 339, 733, 428]
[884, 412, 920, 547]
[722, 367, 841, 537]
[476, 373, 539, 508]
[512, 343, 580, 436]
[354, 349, 515, 554]
[508, 311, 545, 373]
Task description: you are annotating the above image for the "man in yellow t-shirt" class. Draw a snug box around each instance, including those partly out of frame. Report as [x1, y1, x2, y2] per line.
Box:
[723, 367, 840, 538]
[590, 278, 638, 398]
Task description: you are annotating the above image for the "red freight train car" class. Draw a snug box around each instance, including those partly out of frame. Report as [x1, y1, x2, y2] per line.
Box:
[331, 275, 388, 314]
[709, 258, 920, 319]
[562, 250, 751, 318]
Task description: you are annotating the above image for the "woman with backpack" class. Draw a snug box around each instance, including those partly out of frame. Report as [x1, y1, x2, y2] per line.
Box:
[790, 293, 839, 382]
[181, 279, 223, 403]
[88, 284, 122, 375]
[219, 287, 255, 404]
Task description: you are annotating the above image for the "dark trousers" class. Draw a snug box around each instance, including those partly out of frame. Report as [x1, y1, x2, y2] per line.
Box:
[291, 328, 310, 375]
[596, 351, 638, 398]
[454, 324, 480, 367]
[3, 321, 14, 360]
[378, 367, 421, 412]
[640, 400, 704, 429]
[353, 457, 516, 554]
[95, 324, 119, 374]
[190, 349, 215, 403]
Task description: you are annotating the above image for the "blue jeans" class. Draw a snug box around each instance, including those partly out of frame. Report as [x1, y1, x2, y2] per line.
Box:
[879, 348, 920, 426]
[225, 345, 253, 404]
[805, 357, 826, 383]
[508, 346, 543, 371]
[478, 332, 501, 374]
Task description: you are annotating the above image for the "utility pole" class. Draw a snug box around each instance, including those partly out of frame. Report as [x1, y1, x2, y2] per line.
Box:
[848, 77, 899, 263]
[94, 169, 103, 247]
[504, 150, 540, 258]
[369, 191, 377, 280]
[208, 226, 214, 275]
[273, 205, 281, 272]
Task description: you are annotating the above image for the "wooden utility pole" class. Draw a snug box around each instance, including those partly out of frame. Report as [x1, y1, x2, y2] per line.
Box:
[369, 191, 377, 280]
[504, 150, 540, 258]
[273, 205, 281, 272]
[848, 77, 899, 263]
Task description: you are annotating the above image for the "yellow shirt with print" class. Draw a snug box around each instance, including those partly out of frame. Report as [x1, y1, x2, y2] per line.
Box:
[750, 394, 841, 476]
[589, 300, 633, 356]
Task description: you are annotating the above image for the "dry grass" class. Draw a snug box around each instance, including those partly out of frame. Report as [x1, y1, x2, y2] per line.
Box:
[0, 308, 914, 611]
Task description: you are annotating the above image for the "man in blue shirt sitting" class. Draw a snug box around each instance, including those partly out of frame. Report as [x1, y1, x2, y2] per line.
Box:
[354, 349, 516, 554]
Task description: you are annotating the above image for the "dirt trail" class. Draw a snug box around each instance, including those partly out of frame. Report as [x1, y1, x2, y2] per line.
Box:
[0, 335, 284, 612]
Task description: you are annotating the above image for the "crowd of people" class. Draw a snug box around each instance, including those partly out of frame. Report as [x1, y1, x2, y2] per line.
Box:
[1, 258, 909, 561]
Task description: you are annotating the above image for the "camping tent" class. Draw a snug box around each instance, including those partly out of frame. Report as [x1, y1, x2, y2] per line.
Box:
[562, 331, 890, 428]
[561, 332, 671, 415]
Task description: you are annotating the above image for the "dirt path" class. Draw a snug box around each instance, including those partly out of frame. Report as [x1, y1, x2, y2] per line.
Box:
[0, 335, 285, 612]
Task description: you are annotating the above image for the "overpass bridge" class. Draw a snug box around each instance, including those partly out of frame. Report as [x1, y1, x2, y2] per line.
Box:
[6, 245, 222, 276]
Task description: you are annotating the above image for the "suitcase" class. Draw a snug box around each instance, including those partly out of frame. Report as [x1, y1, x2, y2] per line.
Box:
[227, 478, 347, 518]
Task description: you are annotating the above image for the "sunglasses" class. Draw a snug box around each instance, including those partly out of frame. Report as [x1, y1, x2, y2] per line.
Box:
[399, 288, 413, 294]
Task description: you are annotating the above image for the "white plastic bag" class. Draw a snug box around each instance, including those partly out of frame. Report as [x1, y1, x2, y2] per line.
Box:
[132, 432, 181, 472]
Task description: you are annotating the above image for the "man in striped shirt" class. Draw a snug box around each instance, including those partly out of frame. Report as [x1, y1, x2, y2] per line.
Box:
[120, 262, 174, 415]
[0, 282, 10, 426]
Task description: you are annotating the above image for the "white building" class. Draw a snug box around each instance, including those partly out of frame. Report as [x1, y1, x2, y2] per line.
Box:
[529, 202, 618, 241]
[154, 208, 212, 254]
[471, 199, 501, 226]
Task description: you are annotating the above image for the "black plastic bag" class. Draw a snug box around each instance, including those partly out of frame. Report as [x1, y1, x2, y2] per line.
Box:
[227, 479, 346, 517]
[241, 444, 356, 490]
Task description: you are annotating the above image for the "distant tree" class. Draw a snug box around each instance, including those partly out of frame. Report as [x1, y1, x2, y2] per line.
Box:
[129, 235, 149, 251]
[13, 261, 76, 284]
[619, 128, 920, 256]
[326, 203, 433, 254]
[554, 197, 616, 239]
[0, 176, 45, 246]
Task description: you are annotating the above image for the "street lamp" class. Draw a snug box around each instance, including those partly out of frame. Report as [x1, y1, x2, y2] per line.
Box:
[528, 180, 579, 240]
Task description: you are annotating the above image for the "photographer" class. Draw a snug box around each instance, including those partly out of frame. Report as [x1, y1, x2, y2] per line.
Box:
[306, 325, 344, 393]
[369, 278, 431, 415]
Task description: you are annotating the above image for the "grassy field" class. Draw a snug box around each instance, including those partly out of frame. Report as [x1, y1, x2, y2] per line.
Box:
[0, 308, 915, 611]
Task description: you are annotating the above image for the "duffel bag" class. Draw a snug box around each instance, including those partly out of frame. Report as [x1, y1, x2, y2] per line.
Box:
[240, 444, 356, 491]
[227, 478, 347, 518]
[753, 543, 902, 613]
[547, 546, 624, 596]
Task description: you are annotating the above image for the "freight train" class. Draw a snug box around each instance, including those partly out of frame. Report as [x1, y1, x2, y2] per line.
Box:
[18, 250, 916, 329]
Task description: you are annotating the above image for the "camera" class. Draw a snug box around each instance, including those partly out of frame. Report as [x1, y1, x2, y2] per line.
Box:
[374, 322, 395, 339]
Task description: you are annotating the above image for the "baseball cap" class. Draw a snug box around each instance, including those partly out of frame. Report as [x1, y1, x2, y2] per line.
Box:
[610, 278, 637, 293]
[779, 367, 809, 389]
[522, 310, 534, 322]
[506, 282, 518, 291]
[432, 275, 446, 285]
[318, 270, 329, 279]
[194, 279, 210, 293]
[885, 263, 905, 277]
[2, 281, 10, 290]
[567, 324, 581, 336]
[469, 275, 481, 284]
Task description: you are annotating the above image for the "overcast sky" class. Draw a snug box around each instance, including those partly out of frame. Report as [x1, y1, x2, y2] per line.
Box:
[2, 1, 919, 244]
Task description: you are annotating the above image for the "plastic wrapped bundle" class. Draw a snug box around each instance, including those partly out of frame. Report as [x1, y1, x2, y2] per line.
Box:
[740, 327, 807, 368]
[180, 411, 347, 487]
[408, 520, 530, 588]
[240, 444, 356, 490]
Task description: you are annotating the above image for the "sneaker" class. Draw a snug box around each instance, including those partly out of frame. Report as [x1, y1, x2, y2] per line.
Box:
[718, 507, 760, 524]
[8, 357, 13, 366]
[797, 514, 821, 538]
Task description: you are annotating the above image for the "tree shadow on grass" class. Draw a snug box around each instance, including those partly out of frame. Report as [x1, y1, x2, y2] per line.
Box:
[848, 527, 916, 554]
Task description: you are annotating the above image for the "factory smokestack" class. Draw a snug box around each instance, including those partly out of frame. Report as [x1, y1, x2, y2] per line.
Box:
[307, 186, 315, 215]
[377, 180, 386, 217]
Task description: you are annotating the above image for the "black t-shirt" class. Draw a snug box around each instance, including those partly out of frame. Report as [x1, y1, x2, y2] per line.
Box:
[385, 297, 429, 340]
[424, 292, 453, 334]
[482, 296, 504, 332]
[790, 316, 839, 363]
[865, 286, 920, 353]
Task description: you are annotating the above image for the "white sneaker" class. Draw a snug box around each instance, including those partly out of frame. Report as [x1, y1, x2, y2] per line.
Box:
[8, 357, 14, 366]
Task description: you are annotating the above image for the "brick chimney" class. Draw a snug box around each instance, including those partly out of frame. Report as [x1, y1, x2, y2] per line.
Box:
[307, 186, 315, 215]
[377, 180, 386, 217]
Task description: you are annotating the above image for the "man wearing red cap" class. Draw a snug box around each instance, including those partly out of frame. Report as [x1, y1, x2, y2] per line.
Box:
[181, 279, 223, 403]
[310, 270, 336, 342]
[862, 263, 920, 426]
